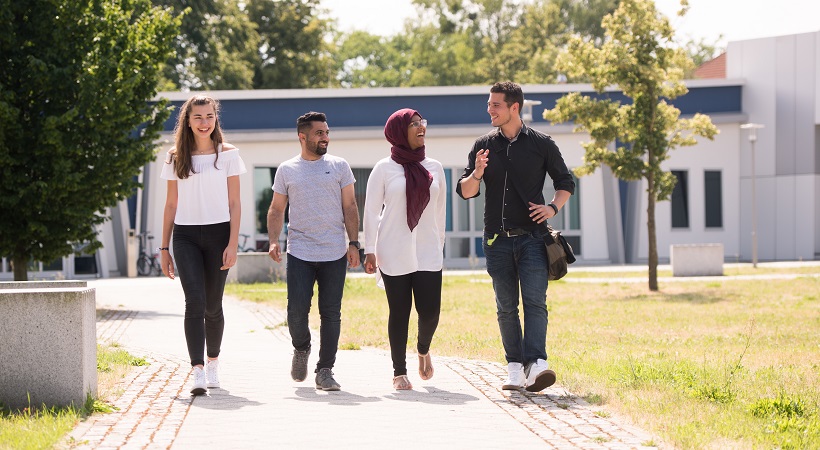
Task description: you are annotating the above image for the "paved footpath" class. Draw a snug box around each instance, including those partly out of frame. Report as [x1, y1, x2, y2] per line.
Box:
[67, 277, 660, 449]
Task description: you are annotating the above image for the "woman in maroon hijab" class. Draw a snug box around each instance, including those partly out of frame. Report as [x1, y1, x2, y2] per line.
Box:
[363, 108, 447, 390]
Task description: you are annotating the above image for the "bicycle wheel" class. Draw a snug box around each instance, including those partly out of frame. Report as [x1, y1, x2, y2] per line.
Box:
[137, 255, 152, 276]
[151, 258, 163, 276]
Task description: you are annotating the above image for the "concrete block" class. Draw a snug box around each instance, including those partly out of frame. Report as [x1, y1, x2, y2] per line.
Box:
[227, 252, 286, 284]
[670, 244, 724, 277]
[0, 280, 88, 290]
[0, 287, 97, 409]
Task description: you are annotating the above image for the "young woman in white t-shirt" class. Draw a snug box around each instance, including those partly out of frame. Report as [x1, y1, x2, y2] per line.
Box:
[159, 95, 247, 396]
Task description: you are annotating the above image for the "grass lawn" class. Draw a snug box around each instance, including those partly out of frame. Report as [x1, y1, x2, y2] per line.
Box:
[227, 268, 820, 449]
[0, 343, 147, 450]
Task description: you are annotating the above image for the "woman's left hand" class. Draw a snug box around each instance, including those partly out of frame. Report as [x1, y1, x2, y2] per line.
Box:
[221, 246, 238, 270]
[363, 253, 377, 274]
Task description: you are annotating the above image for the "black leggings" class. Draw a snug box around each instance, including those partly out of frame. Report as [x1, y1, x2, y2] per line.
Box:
[380, 270, 442, 377]
[173, 222, 230, 367]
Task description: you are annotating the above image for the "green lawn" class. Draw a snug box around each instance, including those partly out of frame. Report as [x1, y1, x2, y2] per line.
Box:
[227, 268, 820, 449]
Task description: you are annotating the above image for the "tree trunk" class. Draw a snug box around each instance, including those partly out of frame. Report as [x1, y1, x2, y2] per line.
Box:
[646, 172, 658, 292]
[12, 254, 28, 281]
[647, 190, 658, 291]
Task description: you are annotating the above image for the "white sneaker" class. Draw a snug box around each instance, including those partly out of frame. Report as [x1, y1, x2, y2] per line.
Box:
[502, 362, 526, 390]
[190, 366, 207, 396]
[525, 359, 556, 392]
[205, 359, 220, 388]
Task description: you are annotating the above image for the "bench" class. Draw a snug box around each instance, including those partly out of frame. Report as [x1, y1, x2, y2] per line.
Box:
[0, 281, 97, 410]
[227, 252, 286, 283]
[670, 244, 724, 277]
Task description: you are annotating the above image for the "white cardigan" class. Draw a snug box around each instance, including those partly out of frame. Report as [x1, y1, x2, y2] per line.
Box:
[363, 156, 447, 276]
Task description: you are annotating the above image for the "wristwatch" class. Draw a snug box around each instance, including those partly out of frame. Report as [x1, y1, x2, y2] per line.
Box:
[348, 241, 361, 250]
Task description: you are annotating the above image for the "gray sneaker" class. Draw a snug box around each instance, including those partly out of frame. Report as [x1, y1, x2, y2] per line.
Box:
[291, 348, 310, 382]
[315, 368, 341, 391]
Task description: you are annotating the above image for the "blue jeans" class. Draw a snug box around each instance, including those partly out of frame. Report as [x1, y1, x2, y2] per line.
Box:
[482, 230, 549, 365]
[286, 253, 347, 371]
[173, 222, 230, 367]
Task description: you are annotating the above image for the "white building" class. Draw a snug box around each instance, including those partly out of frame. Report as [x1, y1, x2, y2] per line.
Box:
[4, 31, 818, 279]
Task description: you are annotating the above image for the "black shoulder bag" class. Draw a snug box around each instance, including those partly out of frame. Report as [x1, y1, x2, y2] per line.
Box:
[496, 153, 575, 280]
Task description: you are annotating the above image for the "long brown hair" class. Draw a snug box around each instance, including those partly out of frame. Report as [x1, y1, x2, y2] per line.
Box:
[170, 95, 224, 179]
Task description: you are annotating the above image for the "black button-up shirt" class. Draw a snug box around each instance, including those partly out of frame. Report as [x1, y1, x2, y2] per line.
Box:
[456, 124, 576, 234]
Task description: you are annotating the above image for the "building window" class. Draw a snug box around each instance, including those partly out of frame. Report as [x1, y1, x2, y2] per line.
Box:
[671, 170, 689, 228]
[351, 168, 372, 232]
[253, 167, 278, 235]
[542, 173, 581, 231]
[704, 170, 723, 228]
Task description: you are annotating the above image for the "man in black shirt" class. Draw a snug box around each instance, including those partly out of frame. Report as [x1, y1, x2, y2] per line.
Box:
[457, 81, 575, 392]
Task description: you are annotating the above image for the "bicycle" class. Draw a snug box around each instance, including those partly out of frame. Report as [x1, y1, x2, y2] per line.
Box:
[137, 231, 162, 276]
[238, 233, 256, 252]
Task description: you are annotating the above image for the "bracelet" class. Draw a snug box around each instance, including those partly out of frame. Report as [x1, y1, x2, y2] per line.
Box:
[158, 247, 169, 252]
[547, 203, 559, 215]
[471, 172, 482, 181]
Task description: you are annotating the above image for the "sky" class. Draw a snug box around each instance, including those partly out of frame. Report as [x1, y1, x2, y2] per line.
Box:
[320, 0, 820, 47]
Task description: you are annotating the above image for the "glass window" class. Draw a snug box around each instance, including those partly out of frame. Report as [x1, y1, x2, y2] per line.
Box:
[254, 167, 277, 235]
[444, 170, 453, 231]
[671, 170, 689, 228]
[449, 237, 470, 258]
[704, 170, 723, 228]
[472, 195, 485, 231]
[542, 172, 580, 230]
[352, 168, 372, 232]
[43, 258, 64, 271]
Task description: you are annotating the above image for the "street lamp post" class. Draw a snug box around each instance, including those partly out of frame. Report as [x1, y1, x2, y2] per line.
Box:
[740, 123, 764, 268]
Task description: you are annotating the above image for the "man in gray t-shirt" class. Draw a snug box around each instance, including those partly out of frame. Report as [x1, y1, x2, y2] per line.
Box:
[267, 112, 360, 391]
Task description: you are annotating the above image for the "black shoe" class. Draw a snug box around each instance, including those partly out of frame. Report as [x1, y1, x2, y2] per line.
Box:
[291, 348, 310, 382]
[315, 368, 341, 391]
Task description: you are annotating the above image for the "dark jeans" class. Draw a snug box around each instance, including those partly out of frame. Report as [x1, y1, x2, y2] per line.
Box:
[173, 222, 230, 367]
[380, 270, 442, 377]
[482, 229, 549, 365]
[286, 253, 347, 371]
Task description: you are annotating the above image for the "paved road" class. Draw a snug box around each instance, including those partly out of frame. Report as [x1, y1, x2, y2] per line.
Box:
[68, 276, 660, 449]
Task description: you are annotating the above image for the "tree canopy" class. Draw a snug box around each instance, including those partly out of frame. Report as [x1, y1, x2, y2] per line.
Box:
[0, 0, 179, 280]
[147, 0, 716, 89]
[543, 0, 718, 290]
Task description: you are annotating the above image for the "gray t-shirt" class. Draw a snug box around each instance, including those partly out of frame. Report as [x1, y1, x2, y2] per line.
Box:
[272, 154, 355, 262]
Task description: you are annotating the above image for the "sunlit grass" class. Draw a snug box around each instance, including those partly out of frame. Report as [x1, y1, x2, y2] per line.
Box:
[226, 267, 820, 449]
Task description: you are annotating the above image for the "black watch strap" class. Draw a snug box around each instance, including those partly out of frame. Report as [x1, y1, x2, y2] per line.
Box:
[348, 241, 360, 249]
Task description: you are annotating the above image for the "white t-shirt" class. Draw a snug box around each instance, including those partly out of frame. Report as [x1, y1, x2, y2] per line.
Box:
[160, 144, 247, 225]
[363, 157, 446, 276]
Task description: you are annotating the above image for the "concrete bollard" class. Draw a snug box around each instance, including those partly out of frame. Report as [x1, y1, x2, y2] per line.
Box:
[0, 285, 97, 410]
[227, 252, 286, 283]
[670, 243, 724, 277]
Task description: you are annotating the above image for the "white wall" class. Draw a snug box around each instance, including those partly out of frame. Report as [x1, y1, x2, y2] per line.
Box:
[633, 121, 743, 262]
[728, 31, 819, 261]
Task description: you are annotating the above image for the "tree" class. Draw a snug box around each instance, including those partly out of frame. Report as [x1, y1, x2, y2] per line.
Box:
[543, 0, 718, 290]
[0, 0, 179, 281]
[154, 0, 259, 90]
[334, 0, 622, 88]
[247, 0, 336, 89]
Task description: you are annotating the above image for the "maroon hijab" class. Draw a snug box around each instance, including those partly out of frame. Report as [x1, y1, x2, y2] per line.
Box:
[384, 108, 433, 231]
